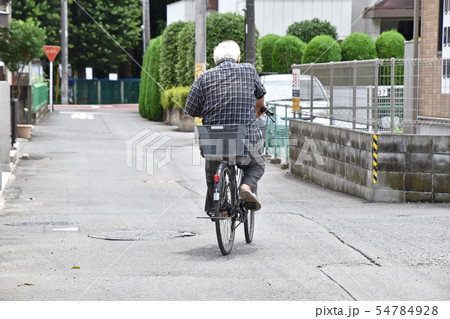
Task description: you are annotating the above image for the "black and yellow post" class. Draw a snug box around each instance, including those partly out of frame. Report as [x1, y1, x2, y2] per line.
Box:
[372, 134, 378, 183]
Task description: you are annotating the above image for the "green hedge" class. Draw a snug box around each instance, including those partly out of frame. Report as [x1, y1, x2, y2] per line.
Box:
[375, 30, 406, 59]
[286, 18, 337, 44]
[161, 86, 190, 110]
[302, 35, 341, 64]
[138, 42, 152, 119]
[271, 35, 306, 74]
[160, 21, 188, 89]
[139, 36, 163, 121]
[176, 22, 195, 87]
[260, 34, 281, 73]
[341, 32, 377, 61]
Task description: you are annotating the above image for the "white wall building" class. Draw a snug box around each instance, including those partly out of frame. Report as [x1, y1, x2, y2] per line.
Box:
[167, 0, 383, 40]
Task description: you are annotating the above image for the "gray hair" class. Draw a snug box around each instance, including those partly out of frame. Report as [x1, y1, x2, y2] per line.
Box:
[213, 40, 241, 65]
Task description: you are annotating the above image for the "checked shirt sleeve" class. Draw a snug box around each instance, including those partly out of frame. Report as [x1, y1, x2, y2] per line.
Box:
[185, 77, 205, 118]
[254, 68, 266, 100]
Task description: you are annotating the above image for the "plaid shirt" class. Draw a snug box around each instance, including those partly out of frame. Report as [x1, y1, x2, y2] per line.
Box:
[185, 59, 266, 154]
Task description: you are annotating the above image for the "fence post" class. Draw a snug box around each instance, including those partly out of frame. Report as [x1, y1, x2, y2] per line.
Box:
[390, 58, 395, 133]
[10, 99, 18, 147]
[352, 61, 357, 130]
[329, 63, 334, 126]
[121, 81, 125, 104]
[98, 80, 101, 104]
[310, 69, 314, 122]
[373, 60, 379, 133]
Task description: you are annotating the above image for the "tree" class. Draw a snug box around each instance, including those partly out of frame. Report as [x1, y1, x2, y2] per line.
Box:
[69, 0, 141, 78]
[260, 34, 281, 73]
[302, 35, 341, 64]
[287, 18, 338, 44]
[0, 19, 46, 100]
[341, 33, 377, 61]
[271, 35, 306, 74]
[12, 0, 61, 48]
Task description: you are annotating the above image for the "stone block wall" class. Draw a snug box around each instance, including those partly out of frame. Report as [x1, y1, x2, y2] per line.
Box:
[289, 119, 450, 202]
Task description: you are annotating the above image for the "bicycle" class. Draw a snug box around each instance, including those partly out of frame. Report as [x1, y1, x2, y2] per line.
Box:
[197, 108, 274, 255]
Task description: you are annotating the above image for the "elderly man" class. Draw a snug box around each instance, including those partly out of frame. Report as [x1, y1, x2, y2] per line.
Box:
[185, 40, 266, 217]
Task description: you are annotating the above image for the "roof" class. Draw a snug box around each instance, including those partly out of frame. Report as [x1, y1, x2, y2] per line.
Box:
[363, 0, 419, 19]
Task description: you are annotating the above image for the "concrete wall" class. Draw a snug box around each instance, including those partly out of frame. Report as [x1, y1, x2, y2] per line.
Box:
[0, 81, 11, 172]
[163, 108, 195, 132]
[289, 119, 450, 202]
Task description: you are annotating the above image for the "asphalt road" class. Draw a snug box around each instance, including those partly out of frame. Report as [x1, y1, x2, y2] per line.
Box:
[0, 105, 449, 301]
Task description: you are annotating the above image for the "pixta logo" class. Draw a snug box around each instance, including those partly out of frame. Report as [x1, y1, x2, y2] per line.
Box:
[126, 129, 171, 175]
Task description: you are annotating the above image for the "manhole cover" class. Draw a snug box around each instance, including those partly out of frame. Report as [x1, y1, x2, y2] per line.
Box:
[87, 230, 196, 241]
[5, 221, 72, 227]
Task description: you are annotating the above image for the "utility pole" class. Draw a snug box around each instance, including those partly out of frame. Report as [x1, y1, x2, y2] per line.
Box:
[142, 0, 151, 53]
[61, 0, 68, 104]
[245, 0, 255, 65]
[194, 0, 206, 79]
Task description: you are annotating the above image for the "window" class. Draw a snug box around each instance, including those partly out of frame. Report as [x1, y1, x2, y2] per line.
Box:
[445, 27, 448, 46]
[444, 59, 450, 78]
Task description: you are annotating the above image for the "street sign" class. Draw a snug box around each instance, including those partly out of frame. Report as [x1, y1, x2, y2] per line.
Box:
[43, 45, 60, 62]
[292, 69, 300, 112]
[43, 45, 61, 112]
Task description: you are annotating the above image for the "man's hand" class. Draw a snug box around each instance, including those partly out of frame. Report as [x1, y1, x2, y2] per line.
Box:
[255, 96, 265, 119]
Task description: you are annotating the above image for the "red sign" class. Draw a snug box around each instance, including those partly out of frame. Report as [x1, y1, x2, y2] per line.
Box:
[43, 45, 61, 62]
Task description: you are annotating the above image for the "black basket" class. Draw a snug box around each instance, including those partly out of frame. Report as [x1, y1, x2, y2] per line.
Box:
[197, 125, 247, 158]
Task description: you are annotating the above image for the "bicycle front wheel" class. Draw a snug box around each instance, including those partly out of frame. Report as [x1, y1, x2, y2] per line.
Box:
[244, 210, 255, 243]
[214, 166, 236, 256]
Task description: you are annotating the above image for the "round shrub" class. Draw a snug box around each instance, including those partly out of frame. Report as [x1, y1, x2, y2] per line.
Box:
[341, 33, 377, 61]
[176, 22, 195, 86]
[375, 30, 406, 59]
[286, 18, 338, 44]
[160, 21, 188, 89]
[302, 35, 341, 64]
[260, 34, 281, 72]
[271, 35, 306, 74]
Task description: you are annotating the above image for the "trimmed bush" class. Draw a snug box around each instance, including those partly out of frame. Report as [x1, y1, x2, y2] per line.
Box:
[260, 34, 281, 72]
[286, 18, 338, 44]
[160, 21, 188, 89]
[176, 22, 195, 87]
[375, 30, 406, 59]
[139, 36, 163, 121]
[271, 35, 306, 74]
[206, 12, 262, 73]
[148, 36, 163, 121]
[302, 35, 341, 64]
[341, 32, 377, 61]
[161, 86, 191, 110]
[138, 43, 151, 119]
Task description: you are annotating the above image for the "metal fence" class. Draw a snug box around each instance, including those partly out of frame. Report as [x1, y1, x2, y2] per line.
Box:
[291, 58, 450, 134]
[70, 79, 140, 104]
[265, 58, 450, 162]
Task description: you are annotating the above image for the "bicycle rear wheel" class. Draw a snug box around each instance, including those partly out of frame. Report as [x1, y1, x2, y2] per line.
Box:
[244, 210, 255, 243]
[215, 166, 236, 255]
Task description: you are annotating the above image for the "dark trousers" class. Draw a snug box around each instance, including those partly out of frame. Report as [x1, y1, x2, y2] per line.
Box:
[204, 154, 265, 213]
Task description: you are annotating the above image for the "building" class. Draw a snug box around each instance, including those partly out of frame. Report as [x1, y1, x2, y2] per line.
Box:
[167, 0, 417, 40]
[416, 0, 450, 134]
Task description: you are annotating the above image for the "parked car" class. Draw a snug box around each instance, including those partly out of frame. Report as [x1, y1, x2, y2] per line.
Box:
[260, 74, 330, 125]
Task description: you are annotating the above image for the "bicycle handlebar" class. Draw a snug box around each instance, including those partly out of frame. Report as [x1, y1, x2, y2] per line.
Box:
[260, 106, 275, 123]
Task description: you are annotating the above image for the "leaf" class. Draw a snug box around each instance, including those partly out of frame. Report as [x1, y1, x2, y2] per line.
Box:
[72, 266, 80, 269]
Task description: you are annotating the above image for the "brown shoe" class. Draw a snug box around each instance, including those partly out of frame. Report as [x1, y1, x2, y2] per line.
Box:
[239, 188, 261, 211]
